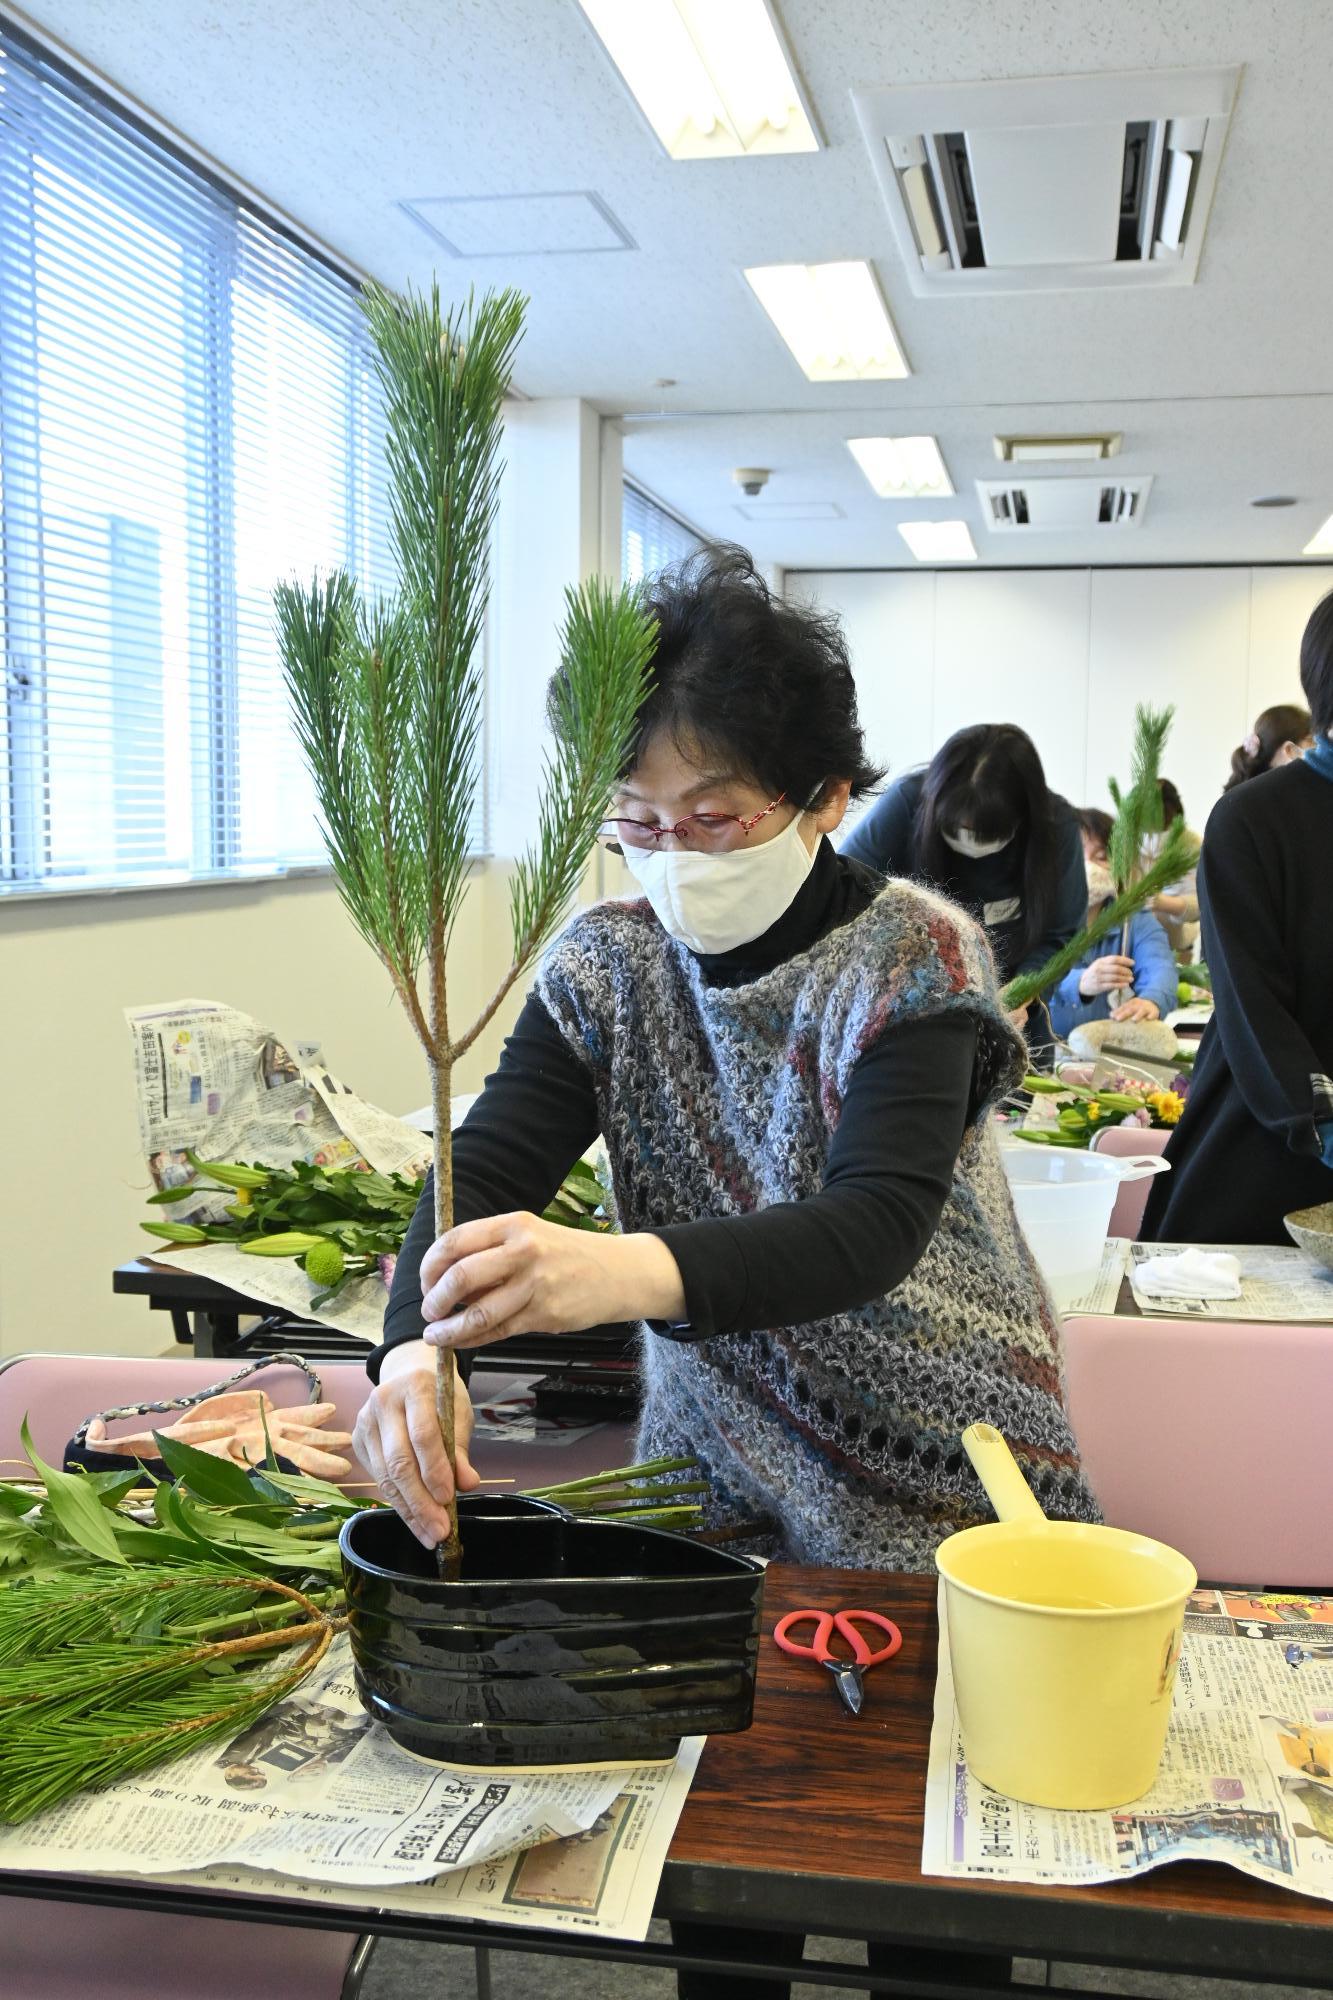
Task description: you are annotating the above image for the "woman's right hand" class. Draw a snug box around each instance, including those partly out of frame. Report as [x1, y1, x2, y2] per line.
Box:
[353, 1340, 480, 1548]
[1079, 953, 1135, 998]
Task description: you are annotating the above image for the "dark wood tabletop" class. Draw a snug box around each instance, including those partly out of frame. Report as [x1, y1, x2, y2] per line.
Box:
[660, 1566, 1333, 1986]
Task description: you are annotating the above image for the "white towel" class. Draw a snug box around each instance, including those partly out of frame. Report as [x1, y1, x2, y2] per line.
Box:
[1133, 1248, 1243, 1301]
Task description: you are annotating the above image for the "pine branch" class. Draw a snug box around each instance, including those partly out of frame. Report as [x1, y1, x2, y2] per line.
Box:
[452, 579, 654, 1064]
[1000, 820, 1198, 1012]
[1108, 703, 1172, 895]
[0, 1569, 339, 1823]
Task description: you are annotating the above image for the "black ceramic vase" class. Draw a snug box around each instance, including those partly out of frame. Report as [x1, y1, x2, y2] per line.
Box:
[339, 1493, 765, 1765]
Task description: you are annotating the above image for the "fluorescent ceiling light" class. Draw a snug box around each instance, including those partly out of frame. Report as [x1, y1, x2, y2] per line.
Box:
[848, 435, 952, 498]
[578, 0, 818, 159]
[898, 520, 976, 562]
[744, 261, 909, 381]
[1303, 512, 1333, 556]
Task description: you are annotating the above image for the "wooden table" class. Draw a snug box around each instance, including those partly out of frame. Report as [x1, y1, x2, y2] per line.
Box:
[4, 1570, 1331, 1994]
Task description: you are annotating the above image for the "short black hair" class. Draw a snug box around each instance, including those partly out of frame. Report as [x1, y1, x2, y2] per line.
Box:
[1301, 589, 1333, 737]
[1077, 806, 1114, 848]
[608, 544, 883, 806]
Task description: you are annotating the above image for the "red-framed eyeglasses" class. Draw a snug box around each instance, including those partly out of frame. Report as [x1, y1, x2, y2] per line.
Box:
[599, 793, 788, 851]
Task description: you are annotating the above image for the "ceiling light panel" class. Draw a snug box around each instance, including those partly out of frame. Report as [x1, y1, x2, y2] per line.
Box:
[898, 520, 976, 562]
[578, 0, 819, 159]
[1303, 512, 1333, 557]
[848, 435, 952, 498]
[744, 261, 910, 381]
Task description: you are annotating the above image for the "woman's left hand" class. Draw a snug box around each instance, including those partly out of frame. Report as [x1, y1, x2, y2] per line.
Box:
[1111, 997, 1161, 1024]
[419, 1213, 687, 1352]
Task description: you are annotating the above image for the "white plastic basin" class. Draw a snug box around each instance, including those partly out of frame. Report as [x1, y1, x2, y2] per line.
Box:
[1001, 1146, 1168, 1303]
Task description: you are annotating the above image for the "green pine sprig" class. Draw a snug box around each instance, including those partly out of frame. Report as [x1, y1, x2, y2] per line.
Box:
[1001, 820, 1198, 1013]
[276, 283, 655, 1564]
[0, 1569, 337, 1823]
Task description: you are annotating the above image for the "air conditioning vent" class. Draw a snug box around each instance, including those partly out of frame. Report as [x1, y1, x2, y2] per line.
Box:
[977, 477, 1153, 533]
[852, 67, 1238, 296]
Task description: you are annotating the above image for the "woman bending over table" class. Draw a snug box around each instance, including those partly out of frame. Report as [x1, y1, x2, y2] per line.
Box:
[354, 547, 1098, 1564]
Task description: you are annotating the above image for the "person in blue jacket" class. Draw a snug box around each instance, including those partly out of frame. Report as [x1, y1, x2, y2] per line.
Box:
[1050, 808, 1178, 1040]
[840, 724, 1086, 1032]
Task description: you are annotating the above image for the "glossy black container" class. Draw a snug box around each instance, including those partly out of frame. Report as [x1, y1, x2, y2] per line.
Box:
[339, 1493, 765, 1765]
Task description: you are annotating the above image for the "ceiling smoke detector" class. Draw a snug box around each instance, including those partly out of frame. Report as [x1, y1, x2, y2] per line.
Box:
[852, 66, 1239, 296]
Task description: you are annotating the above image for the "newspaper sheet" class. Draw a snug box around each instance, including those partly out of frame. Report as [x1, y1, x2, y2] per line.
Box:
[5, 1634, 702, 1937]
[126, 999, 435, 1337]
[924, 1584, 1333, 1898]
[1128, 1240, 1333, 1321]
[143, 1740, 703, 1942]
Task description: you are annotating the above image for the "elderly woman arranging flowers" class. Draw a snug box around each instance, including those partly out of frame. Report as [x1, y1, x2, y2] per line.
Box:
[359, 547, 1100, 1572]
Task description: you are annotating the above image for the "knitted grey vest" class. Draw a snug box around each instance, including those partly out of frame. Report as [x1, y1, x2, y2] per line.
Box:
[539, 877, 1099, 1571]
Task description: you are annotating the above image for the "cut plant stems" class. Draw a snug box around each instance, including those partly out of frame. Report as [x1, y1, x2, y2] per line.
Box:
[276, 284, 655, 1574]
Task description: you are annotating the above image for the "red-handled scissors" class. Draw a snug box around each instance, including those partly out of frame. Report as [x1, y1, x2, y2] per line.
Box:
[772, 1608, 903, 1717]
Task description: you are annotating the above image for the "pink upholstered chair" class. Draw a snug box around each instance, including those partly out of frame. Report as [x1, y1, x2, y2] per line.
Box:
[0, 1355, 381, 1990]
[1089, 1123, 1170, 1240]
[4, 1901, 371, 1999]
[1063, 1312, 1333, 1586]
[0, 1352, 375, 1489]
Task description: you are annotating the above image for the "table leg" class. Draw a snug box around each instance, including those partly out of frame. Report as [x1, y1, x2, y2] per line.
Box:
[474, 1944, 493, 2000]
[190, 1310, 238, 1359]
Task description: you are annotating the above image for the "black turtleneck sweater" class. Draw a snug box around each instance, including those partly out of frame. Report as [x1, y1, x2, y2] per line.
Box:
[372, 842, 980, 1380]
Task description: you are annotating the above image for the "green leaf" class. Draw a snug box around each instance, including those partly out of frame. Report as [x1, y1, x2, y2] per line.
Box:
[0, 1518, 39, 1572]
[245, 1466, 361, 1512]
[151, 1431, 263, 1508]
[170, 1493, 342, 1576]
[20, 1419, 127, 1566]
[0, 1484, 41, 1519]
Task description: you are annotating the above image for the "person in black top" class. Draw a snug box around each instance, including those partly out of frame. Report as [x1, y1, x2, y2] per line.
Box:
[839, 724, 1086, 1032]
[354, 553, 1014, 1548]
[1143, 595, 1333, 1245]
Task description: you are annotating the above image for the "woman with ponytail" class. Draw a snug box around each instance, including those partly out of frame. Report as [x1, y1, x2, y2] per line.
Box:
[1225, 703, 1312, 790]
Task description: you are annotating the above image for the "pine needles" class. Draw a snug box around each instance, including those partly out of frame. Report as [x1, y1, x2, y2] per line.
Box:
[1000, 704, 1199, 1012]
[0, 1569, 338, 1823]
[276, 282, 656, 1567]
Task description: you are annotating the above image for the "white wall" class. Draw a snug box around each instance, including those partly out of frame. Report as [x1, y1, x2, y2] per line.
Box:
[793, 566, 1332, 834]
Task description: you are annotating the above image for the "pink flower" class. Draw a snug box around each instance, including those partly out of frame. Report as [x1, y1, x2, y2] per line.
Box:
[1120, 1108, 1152, 1128]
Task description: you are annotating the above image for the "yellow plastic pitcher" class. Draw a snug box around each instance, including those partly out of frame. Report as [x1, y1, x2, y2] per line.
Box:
[934, 1424, 1196, 1810]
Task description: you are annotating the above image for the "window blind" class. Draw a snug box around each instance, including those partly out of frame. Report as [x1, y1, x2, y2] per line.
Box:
[0, 22, 401, 895]
[621, 478, 705, 587]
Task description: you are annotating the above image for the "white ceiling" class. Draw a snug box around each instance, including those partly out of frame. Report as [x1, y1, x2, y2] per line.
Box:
[13, 0, 1333, 569]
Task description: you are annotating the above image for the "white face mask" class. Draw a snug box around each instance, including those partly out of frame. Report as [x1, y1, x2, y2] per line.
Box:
[619, 811, 818, 955]
[1085, 859, 1116, 904]
[942, 826, 1012, 860]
